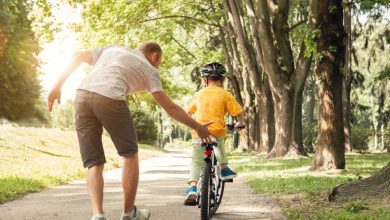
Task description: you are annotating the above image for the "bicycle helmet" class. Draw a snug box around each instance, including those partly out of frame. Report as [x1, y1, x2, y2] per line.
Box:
[200, 62, 226, 78]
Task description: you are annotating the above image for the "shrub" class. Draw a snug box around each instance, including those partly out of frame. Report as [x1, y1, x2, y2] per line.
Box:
[351, 126, 372, 152]
[130, 107, 158, 144]
[302, 124, 317, 153]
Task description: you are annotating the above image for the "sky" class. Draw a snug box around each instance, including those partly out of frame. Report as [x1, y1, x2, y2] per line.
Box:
[39, 3, 84, 102]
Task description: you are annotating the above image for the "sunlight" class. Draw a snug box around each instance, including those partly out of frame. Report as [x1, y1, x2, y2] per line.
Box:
[38, 2, 84, 102]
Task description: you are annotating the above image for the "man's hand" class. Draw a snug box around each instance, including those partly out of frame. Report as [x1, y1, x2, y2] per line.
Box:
[152, 91, 213, 143]
[47, 87, 61, 112]
[196, 121, 213, 143]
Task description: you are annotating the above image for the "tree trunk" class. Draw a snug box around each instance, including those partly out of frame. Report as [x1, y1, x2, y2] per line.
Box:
[306, 87, 316, 126]
[259, 79, 274, 153]
[158, 111, 165, 148]
[343, 1, 353, 152]
[311, 0, 346, 170]
[329, 162, 390, 200]
[268, 87, 293, 157]
[291, 88, 305, 154]
[291, 44, 313, 156]
[224, 0, 270, 152]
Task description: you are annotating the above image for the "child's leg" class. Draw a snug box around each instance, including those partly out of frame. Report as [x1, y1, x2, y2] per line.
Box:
[188, 138, 204, 186]
[214, 136, 237, 180]
[214, 136, 228, 168]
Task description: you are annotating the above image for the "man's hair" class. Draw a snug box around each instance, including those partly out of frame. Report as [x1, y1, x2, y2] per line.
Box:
[137, 41, 162, 59]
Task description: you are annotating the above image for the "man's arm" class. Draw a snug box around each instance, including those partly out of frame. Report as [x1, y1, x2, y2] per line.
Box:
[152, 91, 212, 142]
[47, 51, 92, 112]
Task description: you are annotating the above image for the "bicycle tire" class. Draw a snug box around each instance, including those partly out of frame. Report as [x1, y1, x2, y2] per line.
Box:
[211, 178, 225, 214]
[200, 160, 212, 220]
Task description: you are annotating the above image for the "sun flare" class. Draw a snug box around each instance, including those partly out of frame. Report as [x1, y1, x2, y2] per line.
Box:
[38, 2, 84, 103]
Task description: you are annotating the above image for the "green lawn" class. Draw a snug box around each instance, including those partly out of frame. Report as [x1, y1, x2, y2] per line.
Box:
[229, 151, 390, 220]
[0, 125, 164, 204]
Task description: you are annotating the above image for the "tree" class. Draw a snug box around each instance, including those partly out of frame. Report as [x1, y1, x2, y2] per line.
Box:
[222, 0, 316, 156]
[343, 1, 353, 152]
[0, 0, 46, 122]
[329, 161, 390, 200]
[328, 6, 390, 195]
[311, 0, 346, 170]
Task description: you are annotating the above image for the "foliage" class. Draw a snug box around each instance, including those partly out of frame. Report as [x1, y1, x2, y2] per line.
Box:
[130, 106, 158, 144]
[302, 124, 317, 153]
[347, 4, 390, 152]
[351, 126, 371, 152]
[51, 100, 74, 129]
[0, 0, 46, 122]
[61, 0, 224, 145]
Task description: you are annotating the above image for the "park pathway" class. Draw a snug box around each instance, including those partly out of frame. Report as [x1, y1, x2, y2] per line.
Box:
[0, 150, 285, 220]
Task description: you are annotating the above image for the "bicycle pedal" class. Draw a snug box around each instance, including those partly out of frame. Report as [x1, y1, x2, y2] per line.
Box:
[223, 179, 233, 183]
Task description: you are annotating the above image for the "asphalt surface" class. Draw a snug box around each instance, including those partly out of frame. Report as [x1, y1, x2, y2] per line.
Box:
[0, 150, 285, 220]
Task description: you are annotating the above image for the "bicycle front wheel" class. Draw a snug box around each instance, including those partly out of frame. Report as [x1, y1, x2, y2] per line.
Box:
[200, 160, 212, 220]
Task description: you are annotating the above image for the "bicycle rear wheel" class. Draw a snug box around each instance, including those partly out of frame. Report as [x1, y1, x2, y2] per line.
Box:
[200, 160, 212, 220]
[211, 177, 225, 215]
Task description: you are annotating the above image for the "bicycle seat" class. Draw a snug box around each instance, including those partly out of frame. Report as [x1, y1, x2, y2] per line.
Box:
[201, 137, 218, 147]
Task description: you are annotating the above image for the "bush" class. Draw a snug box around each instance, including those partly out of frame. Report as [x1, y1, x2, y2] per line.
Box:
[302, 124, 317, 153]
[351, 126, 372, 152]
[130, 107, 158, 144]
[51, 100, 75, 130]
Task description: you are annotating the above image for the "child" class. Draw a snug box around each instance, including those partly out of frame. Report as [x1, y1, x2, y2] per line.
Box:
[184, 62, 244, 205]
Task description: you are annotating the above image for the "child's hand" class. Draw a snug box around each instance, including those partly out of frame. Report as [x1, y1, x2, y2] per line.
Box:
[234, 122, 245, 130]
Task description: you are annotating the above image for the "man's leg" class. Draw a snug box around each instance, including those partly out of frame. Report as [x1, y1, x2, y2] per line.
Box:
[74, 91, 106, 216]
[87, 164, 105, 215]
[122, 153, 139, 213]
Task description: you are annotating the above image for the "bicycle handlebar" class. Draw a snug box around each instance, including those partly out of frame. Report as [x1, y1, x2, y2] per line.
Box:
[226, 123, 245, 131]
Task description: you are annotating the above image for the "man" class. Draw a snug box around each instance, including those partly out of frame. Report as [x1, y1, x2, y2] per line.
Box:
[47, 41, 211, 220]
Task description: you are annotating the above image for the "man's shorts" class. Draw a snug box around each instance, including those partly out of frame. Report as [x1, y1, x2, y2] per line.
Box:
[74, 90, 138, 168]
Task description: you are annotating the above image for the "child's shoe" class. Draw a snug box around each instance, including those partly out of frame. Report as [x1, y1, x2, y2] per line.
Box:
[221, 166, 237, 180]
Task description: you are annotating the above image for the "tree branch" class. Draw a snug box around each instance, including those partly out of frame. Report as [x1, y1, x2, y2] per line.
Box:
[289, 19, 308, 32]
[142, 15, 219, 27]
[170, 36, 197, 59]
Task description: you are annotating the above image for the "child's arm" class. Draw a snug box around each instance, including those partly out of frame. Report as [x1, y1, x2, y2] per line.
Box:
[234, 112, 245, 129]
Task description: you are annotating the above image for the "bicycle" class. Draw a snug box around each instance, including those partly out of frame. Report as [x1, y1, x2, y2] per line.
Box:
[197, 123, 245, 220]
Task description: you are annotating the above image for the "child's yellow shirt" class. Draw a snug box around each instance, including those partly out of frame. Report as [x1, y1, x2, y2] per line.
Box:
[188, 85, 243, 138]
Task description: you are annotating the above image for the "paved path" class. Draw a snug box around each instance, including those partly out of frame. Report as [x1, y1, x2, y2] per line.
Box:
[0, 150, 285, 220]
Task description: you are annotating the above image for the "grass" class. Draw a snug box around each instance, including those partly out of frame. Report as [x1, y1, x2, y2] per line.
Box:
[229, 151, 390, 220]
[164, 138, 192, 149]
[0, 125, 164, 204]
[247, 175, 352, 197]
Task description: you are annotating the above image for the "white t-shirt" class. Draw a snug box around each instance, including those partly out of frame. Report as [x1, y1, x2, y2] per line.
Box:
[78, 46, 163, 100]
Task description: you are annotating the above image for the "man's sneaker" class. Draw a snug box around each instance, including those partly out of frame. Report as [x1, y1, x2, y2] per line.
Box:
[184, 186, 197, 206]
[120, 206, 150, 220]
[91, 213, 106, 220]
[221, 166, 237, 181]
